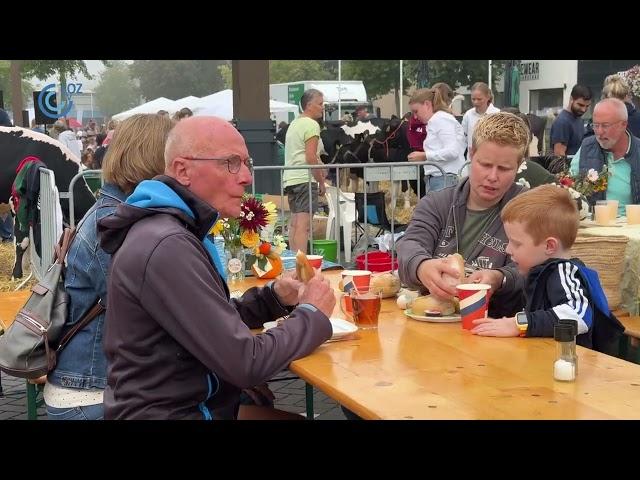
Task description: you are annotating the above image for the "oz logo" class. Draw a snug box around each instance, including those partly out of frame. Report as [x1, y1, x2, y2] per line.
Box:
[37, 83, 82, 119]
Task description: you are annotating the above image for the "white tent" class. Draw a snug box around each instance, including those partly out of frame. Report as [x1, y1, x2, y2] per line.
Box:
[191, 89, 299, 120]
[168, 96, 201, 114]
[112, 97, 177, 121]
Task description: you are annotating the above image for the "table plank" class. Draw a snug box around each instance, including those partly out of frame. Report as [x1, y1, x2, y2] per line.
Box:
[0, 290, 31, 331]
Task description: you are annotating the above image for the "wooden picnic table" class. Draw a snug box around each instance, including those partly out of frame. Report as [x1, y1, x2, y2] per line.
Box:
[240, 271, 640, 420]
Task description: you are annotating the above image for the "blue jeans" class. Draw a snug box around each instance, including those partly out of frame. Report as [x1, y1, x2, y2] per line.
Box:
[426, 173, 458, 193]
[0, 213, 13, 240]
[45, 403, 104, 420]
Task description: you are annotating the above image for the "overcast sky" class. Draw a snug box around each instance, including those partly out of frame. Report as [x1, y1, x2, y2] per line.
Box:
[30, 60, 132, 92]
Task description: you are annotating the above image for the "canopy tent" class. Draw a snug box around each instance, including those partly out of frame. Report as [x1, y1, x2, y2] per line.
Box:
[111, 97, 177, 121]
[168, 96, 201, 114]
[190, 89, 299, 120]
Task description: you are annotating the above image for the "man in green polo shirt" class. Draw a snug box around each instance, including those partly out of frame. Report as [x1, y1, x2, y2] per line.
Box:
[284, 89, 327, 253]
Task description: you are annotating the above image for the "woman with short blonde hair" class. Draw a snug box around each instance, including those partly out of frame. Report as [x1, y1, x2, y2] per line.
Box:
[44, 113, 174, 421]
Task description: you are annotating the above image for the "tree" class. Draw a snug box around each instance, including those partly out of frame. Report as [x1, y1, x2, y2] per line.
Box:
[405, 60, 508, 93]
[218, 62, 232, 89]
[0, 61, 32, 109]
[94, 61, 141, 118]
[129, 60, 226, 100]
[8, 60, 104, 126]
[268, 60, 335, 84]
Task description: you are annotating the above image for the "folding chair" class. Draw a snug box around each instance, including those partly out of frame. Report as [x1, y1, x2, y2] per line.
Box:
[354, 191, 407, 246]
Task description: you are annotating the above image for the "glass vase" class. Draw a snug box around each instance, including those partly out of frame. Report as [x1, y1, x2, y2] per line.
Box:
[224, 243, 246, 286]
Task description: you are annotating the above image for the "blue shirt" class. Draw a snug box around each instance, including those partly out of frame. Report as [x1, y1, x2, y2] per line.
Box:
[550, 109, 585, 156]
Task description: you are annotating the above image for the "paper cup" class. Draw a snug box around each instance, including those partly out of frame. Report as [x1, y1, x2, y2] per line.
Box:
[340, 270, 371, 292]
[456, 283, 491, 330]
[307, 255, 323, 269]
[607, 200, 619, 219]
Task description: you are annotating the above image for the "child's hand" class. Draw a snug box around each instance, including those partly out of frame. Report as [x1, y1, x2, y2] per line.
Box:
[471, 316, 519, 337]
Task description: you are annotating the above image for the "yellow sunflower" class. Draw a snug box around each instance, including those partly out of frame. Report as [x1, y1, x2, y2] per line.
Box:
[263, 201, 278, 225]
[240, 230, 261, 248]
[210, 219, 224, 236]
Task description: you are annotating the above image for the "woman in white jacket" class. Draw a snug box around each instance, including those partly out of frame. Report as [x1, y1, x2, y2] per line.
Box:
[408, 85, 466, 192]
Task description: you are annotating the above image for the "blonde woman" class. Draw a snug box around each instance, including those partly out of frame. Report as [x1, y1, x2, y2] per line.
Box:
[601, 74, 640, 137]
[407, 85, 466, 192]
[462, 82, 500, 161]
[44, 114, 174, 420]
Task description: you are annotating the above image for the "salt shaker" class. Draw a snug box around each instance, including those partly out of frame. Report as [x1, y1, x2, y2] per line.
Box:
[558, 319, 578, 376]
[553, 322, 577, 382]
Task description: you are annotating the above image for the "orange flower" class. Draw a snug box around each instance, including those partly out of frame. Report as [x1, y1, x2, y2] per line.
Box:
[259, 242, 271, 255]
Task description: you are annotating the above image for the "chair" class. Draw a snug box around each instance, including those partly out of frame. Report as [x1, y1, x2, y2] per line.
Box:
[354, 191, 408, 245]
[324, 185, 356, 262]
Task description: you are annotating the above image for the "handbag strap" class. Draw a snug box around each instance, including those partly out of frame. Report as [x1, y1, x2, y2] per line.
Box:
[53, 227, 76, 265]
[56, 299, 106, 352]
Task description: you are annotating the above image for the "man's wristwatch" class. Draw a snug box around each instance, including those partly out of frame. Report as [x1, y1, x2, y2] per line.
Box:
[515, 311, 528, 337]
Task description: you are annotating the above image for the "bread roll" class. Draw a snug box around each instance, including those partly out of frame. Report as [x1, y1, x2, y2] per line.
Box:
[296, 250, 315, 283]
[410, 295, 456, 316]
[443, 253, 466, 288]
[370, 272, 401, 298]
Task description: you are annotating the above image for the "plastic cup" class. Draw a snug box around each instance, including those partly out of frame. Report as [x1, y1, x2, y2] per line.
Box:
[594, 205, 612, 226]
[626, 204, 640, 224]
[456, 283, 491, 330]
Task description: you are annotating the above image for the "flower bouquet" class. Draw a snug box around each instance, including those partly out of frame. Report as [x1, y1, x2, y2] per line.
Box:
[555, 166, 609, 220]
[210, 195, 287, 280]
[621, 65, 640, 98]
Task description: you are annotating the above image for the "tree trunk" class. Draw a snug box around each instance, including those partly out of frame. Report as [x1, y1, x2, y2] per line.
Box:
[10, 60, 23, 126]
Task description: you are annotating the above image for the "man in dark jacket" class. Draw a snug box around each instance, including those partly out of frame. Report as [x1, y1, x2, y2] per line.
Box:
[397, 112, 531, 318]
[98, 116, 335, 420]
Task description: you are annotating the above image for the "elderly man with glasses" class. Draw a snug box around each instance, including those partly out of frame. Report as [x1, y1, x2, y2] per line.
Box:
[98, 116, 335, 420]
[570, 97, 640, 216]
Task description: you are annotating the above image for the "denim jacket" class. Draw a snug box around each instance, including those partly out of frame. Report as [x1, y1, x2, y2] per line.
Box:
[47, 183, 125, 389]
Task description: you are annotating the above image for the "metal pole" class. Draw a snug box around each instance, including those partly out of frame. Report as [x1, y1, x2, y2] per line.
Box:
[399, 60, 403, 117]
[338, 60, 342, 120]
[488, 60, 492, 88]
[91, 91, 94, 118]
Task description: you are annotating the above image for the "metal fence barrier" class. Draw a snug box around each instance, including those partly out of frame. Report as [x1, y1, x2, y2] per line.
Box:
[251, 161, 446, 269]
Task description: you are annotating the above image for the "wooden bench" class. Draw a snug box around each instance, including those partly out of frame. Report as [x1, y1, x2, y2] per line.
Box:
[613, 310, 640, 364]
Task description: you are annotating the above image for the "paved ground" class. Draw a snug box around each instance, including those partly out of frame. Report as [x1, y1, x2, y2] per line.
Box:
[0, 369, 346, 420]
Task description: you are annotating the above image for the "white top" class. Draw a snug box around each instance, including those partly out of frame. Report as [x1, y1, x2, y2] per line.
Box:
[461, 104, 501, 161]
[57, 130, 82, 159]
[44, 381, 104, 408]
[423, 110, 466, 176]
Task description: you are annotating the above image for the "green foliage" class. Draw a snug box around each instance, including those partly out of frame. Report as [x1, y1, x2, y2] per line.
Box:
[269, 60, 335, 83]
[0, 61, 31, 105]
[94, 61, 141, 117]
[129, 60, 226, 100]
[218, 63, 232, 89]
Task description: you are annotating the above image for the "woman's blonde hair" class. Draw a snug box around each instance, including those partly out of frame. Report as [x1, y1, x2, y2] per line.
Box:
[472, 112, 530, 165]
[409, 86, 452, 114]
[471, 81, 494, 104]
[102, 114, 174, 194]
[602, 74, 631, 101]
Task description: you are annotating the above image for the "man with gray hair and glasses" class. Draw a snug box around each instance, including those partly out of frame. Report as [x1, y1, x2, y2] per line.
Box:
[98, 116, 335, 419]
[570, 97, 640, 216]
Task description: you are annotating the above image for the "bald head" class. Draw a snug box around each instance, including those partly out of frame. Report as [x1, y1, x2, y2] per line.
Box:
[594, 97, 628, 122]
[164, 116, 247, 169]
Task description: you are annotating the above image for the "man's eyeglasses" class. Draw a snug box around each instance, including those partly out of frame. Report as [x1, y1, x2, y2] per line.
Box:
[592, 121, 622, 132]
[181, 155, 253, 174]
